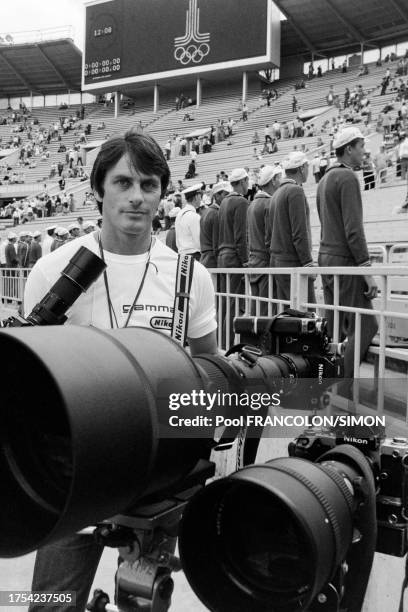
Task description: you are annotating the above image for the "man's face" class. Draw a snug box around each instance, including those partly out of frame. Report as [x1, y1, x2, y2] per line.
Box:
[97, 154, 162, 241]
[214, 190, 228, 205]
[348, 139, 365, 166]
[191, 193, 202, 209]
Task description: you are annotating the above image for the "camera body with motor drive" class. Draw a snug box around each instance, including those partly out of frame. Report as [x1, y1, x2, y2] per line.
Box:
[289, 428, 408, 556]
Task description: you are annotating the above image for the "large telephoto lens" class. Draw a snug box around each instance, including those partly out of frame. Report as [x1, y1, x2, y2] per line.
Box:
[27, 247, 106, 325]
[0, 326, 212, 557]
[179, 457, 357, 612]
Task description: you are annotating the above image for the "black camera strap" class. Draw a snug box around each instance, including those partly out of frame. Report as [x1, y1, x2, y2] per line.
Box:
[171, 254, 194, 347]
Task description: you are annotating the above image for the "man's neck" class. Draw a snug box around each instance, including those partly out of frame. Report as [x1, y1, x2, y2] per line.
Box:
[99, 228, 151, 255]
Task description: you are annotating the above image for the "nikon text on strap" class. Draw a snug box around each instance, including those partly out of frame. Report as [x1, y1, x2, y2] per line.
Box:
[171, 254, 194, 347]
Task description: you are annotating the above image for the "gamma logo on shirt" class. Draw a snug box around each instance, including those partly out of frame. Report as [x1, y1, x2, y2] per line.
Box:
[150, 316, 173, 331]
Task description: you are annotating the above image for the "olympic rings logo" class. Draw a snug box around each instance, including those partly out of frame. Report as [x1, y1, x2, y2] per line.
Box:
[174, 43, 210, 65]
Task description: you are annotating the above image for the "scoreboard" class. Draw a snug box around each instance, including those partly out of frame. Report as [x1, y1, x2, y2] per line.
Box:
[83, 0, 280, 89]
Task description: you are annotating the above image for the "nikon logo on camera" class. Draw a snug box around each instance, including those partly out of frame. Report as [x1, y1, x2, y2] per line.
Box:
[150, 316, 173, 331]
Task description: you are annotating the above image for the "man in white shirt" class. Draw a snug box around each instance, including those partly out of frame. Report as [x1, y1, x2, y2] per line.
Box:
[175, 183, 202, 259]
[41, 225, 56, 256]
[26, 131, 217, 612]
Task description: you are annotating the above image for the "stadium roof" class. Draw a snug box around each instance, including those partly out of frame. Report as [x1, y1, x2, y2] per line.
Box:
[0, 38, 81, 97]
[1, 1, 408, 98]
[277, 0, 408, 59]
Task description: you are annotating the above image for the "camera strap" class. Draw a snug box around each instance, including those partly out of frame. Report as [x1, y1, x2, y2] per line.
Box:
[171, 254, 194, 347]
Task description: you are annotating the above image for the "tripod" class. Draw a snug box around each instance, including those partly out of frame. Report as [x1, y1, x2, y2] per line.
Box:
[88, 461, 215, 612]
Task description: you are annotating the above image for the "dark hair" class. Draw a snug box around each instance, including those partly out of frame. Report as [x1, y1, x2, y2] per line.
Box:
[90, 130, 170, 214]
[335, 137, 362, 157]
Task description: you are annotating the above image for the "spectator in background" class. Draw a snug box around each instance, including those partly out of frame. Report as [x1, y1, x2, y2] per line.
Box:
[175, 184, 202, 259]
[217, 168, 249, 343]
[51, 227, 69, 251]
[292, 96, 298, 113]
[242, 102, 248, 121]
[248, 165, 282, 315]
[164, 140, 171, 160]
[5, 231, 18, 267]
[398, 134, 408, 179]
[269, 152, 315, 305]
[200, 181, 230, 269]
[42, 226, 56, 256]
[312, 153, 321, 183]
[185, 158, 197, 179]
[68, 223, 81, 240]
[17, 231, 30, 267]
[319, 151, 329, 178]
[373, 145, 389, 183]
[82, 221, 96, 234]
[362, 151, 376, 190]
[165, 207, 179, 253]
[28, 231, 42, 267]
[316, 127, 378, 378]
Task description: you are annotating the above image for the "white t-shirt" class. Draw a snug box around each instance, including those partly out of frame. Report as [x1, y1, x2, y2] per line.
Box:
[24, 232, 217, 339]
[175, 204, 201, 255]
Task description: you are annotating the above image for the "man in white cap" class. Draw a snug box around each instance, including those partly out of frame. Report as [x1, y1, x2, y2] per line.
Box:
[175, 183, 202, 259]
[248, 165, 283, 315]
[316, 126, 378, 378]
[218, 168, 249, 344]
[5, 231, 18, 268]
[68, 223, 81, 240]
[28, 231, 42, 267]
[82, 220, 96, 234]
[269, 151, 315, 305]
[51, 227, 69, 251]
[200, 181, 230, 269]
[42, 225, 57, 256]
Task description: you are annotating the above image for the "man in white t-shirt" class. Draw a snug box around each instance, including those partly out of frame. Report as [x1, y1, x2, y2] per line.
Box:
[25, 130, 217, 612]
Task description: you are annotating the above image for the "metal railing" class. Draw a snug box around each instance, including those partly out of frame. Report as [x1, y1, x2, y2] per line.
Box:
[0, 268, 28, 303]
[211, 265, 408, 416]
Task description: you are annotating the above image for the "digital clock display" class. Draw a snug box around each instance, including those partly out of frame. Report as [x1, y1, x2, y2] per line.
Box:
[94, 26, 113, 37]
[84, 57, 121, 79]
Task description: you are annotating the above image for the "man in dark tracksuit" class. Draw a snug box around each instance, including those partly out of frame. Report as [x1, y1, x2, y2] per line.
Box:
[217, 168, 249, 346]
[17, 232, 30, 268]
[5, 233, 18, 268]
[28, 231, 42, 267]
[247, 165, 283, 315]
[316, 127, 378, 379]
[200, 181, 230, 268]
[5, 232, 18, 301]
[269, 152, 316, 306]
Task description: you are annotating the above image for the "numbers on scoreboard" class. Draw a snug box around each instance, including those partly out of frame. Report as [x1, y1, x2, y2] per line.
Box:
[94, 26, 113, 37]
[84, 58, 121, 77]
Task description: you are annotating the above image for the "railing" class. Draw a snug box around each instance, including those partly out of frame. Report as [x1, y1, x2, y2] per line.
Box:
[0, 268, 28, 304]
[211, 265, 408, 417]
